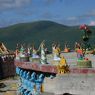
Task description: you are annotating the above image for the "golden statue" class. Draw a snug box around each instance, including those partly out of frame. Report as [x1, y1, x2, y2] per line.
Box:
[59, 55, 67, 67]
[57, 55, 70, 74]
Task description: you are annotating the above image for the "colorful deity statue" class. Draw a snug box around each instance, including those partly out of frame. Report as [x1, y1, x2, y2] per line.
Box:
[32, 46, 39, 58]
[53, 44, 60, 61]
[75, 42, 81, 50]
[19, 45, 29, 62]
[27, 47, 31, 56]
[52, 43, 56, 55]
[40, 41, 47, 64]
[15, 44, 20, 60]
[59, 55, 67, 66]
[57, 55, 69, 74]
[64, 42, 70, 52]
[35, 74, 45, 94]
[28, 72, 36, 93]
[76, 47, 84, 60]
[19, 45, 25, 57]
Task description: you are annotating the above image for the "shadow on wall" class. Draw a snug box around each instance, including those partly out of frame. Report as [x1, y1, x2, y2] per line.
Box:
[63, 93, 74, 95]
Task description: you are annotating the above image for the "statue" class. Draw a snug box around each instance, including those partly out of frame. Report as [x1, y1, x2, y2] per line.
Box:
[35, 74, 45, 94]
[15, 44, 20, 60]
[53, 44, 60, 61]
[19, 45, 26, 58]
[40, 41, 47, 64]
[28, 72, 36, 93]
[59, 55, 67, 67]
[75, 42, 81, 50]
[52, 43, 56, 55]
[32, 46, 39, 58]
[64, 42, 70, 52]
[76, 47, 84, 60]
[57, 55, 69, 74]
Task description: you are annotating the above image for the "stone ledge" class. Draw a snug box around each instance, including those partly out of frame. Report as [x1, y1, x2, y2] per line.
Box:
[14, 61, 95, 74]
[14, 61, 58, 73]
[70, 68, 95, 74]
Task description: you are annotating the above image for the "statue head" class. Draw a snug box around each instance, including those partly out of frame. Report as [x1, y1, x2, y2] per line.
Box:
[30, 72, 36, 80]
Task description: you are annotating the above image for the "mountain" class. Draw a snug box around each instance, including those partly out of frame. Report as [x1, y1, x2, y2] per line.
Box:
[0, 21, 95, 50]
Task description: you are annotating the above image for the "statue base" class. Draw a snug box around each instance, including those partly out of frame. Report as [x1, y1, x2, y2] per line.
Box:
[77, 59, 92, 68]
[52, 60, 60, 65]
[29, 57, 40, 63]
[20, 57, 29, 62]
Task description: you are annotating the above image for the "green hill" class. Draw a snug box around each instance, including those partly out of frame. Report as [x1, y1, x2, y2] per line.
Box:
[0, 21, 95, 50]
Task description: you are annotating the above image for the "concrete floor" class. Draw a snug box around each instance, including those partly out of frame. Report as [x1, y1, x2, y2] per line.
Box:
[0, 77, 18, 95]
[0, 77, 55, 95]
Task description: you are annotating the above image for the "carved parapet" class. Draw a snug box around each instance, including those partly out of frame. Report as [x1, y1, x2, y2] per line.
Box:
[15, 61, 58, 73]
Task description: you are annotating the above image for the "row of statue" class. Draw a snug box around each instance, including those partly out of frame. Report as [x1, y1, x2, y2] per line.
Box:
[15, 41, 70, 73]
[15, 41, 91, 69]
[15, 41, 46, 62]
[15, 41, 87, 60]
[16, 42, 69, 58]
[16, 67, 45, 95]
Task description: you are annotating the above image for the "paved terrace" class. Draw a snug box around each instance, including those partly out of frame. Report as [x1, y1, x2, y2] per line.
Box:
[14, 52, 95, 95]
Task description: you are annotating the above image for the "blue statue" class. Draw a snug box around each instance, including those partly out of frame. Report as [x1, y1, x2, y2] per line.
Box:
[22, 71, 27, 78]
[28, 72, 36, 92]
[50, 74, 56, 79]
[17, 86, 23, 95]
[35, 74, 45, 93]
[21, 71, 28, 89]
[28, 91, 32, 95]
[19, 69, 24, 84]
[24, 90, 30, 95]
[25, 72, 31, 88]
[16, 67, 20, 75]
[30, 72, 36, 81]
[30, 89, 37, 95]
[26, 72, 31, 80]
[36, 74, 45, 83]
[20, 87, 26, 95]
[19, 69, 23, 77]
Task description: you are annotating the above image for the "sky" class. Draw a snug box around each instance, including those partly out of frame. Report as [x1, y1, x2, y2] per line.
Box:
[0, 0, 95, 27]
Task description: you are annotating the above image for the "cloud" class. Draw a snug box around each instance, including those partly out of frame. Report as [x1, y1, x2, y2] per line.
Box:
[74, 10, 95, 21]
[89, 21, 95, 26]
[62, 16, 80, 26]
[0, 0, 32, 10]
[64, 9, 95, 26]
[0, 0, 56, 10]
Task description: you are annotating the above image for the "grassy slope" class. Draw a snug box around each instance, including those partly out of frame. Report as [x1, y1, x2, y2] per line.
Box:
[0, 21, 95, 50]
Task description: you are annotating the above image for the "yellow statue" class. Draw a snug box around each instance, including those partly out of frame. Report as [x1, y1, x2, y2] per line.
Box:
[59, 55, 67, 66]
[57, 55, 69, 74]
[54, 47, 59, 56]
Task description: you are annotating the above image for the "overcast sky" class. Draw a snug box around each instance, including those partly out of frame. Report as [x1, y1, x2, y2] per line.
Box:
[0, 0, 95, 27]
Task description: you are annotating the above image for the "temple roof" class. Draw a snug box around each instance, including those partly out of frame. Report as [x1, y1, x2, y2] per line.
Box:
[0, 42, 9, 54]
